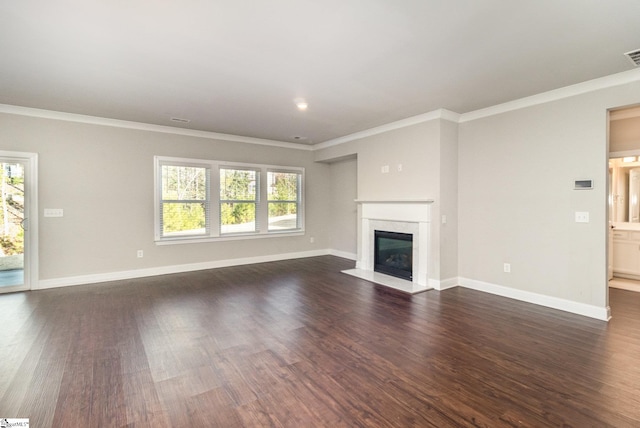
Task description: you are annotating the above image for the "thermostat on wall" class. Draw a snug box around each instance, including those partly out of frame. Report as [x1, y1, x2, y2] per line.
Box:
[574, 179, 593, 190]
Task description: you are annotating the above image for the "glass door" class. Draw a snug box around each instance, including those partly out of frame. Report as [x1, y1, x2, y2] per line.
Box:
[0, 159, 28, 292]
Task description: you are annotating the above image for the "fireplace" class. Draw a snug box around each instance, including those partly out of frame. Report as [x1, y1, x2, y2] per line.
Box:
[374, 230, 413, 280]
[342, 199, 433, 294]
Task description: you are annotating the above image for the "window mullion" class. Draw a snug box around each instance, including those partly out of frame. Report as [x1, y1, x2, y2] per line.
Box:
[211, 164, 220, 237]
[257, 168, 268, 233]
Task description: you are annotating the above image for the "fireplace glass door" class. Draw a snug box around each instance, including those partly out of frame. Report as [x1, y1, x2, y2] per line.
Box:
[374, 230, 413, 280]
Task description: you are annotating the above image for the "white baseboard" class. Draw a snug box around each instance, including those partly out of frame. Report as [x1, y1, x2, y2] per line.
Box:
[328, 249, 357, 261]
[458, 277, 611, 321]
[32, 254, 611, 322]
[35, 249, 334, 290]
[609, 277, 640, 292]
[432, 277, 459, 291]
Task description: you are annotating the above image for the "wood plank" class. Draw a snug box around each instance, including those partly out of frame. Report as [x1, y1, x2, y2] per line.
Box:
[0, 256, 639, 426]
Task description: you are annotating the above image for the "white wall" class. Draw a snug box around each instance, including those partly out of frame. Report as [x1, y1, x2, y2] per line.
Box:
[439, 119, 458, 281]
[0, 113, 332, 284]
[354, 121, 440, 200]
[458, 80, 640, 314]
[314, 121, 440, 200]
[328, 157, 357, 258]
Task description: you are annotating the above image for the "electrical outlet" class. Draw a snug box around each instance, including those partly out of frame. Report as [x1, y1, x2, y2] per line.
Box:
[137, 250, 143, 258]
[309, 237, 315, 244]
[504, 263, 511, 273]
[575, 211, 589, 223]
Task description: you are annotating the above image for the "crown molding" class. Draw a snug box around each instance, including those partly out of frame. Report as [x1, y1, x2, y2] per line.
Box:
[439, 109, 462, 123]
[459, 68, 640, 123]
[4, 68, 639, 152]
[313, 108, 460, 150]
[0, 104, 312, 151]
[314, 69, 640, 151]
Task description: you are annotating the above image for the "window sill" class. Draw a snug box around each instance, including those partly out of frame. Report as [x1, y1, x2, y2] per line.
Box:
[155, 230, 305, 245]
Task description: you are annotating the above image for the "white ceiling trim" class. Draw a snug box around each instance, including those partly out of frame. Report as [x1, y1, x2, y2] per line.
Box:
[0, 104, 310, 151]
[313, 109, 461, 150]
[459, 69, 640, 123]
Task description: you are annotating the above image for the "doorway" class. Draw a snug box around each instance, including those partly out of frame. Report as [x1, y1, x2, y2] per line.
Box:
[609, 156, 640, 293]
[608, 105, 640, 294]
[0, 152, 37, 293]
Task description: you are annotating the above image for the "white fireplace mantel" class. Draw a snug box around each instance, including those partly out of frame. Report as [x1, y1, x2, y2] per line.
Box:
[343, 199, 434, 294]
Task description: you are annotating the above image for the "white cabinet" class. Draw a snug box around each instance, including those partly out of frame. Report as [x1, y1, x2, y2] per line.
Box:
[612, 230, 640, 278]
[630, 169, 640, 222]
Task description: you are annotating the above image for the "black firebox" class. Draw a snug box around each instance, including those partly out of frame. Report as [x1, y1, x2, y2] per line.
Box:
[374, 230, 413, 280]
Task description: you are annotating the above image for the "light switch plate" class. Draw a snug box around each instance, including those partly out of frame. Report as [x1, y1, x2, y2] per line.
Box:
[44, 208, 64, 217]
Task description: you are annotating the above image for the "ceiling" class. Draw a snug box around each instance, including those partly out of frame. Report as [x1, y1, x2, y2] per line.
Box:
[1, 1, 639, 146]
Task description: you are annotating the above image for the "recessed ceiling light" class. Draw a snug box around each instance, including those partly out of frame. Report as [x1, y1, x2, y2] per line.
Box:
[294, 98, 308, 111]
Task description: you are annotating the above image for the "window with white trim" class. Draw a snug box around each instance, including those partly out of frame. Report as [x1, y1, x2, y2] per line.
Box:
[155, 156, 304, 243]
[159, 162, 210, 238]
[267, 170, 301, 231]
[219, 167, 258, 235]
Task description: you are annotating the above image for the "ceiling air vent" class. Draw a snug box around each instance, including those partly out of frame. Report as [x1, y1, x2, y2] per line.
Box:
[624, 49, 640, 67]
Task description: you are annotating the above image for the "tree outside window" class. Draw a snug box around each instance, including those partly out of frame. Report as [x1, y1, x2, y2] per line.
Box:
[0, 163, 25, 255]
[220, 168, 257, 234]
[268, 171, 300, 231]
[155, 157, 304, 242]
[161, 165, 209, 237]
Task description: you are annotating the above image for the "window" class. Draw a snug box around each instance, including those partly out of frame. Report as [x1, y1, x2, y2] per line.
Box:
[159, 163, 210, 238]
[220, 167, 258, 234]
[155, 156, 304, 243]
[268, 171, 301, 231]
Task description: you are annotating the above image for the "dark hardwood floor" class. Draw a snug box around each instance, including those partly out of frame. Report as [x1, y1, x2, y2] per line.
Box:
[1, 256, 639, 427]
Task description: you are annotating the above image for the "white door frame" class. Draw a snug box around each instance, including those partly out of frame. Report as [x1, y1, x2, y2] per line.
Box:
[0, 151, 38, 291]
